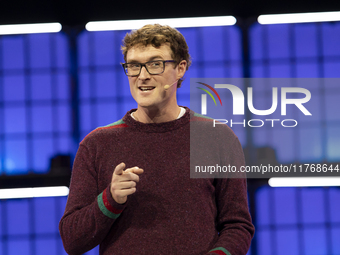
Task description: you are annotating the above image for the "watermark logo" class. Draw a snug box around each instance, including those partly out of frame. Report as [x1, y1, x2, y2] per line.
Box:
[199, 83, 311, 117]
[192, 79, 313, 128]
[196, 82, 222, 115]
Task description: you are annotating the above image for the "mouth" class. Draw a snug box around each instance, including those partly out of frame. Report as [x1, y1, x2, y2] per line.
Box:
[139, 86, 156, 92]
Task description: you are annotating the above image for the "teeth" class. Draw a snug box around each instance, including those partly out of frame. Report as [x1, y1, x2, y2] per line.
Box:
[140, 87, 154, 91]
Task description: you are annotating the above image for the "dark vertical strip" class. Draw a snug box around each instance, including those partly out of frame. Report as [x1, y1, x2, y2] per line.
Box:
[24, 35, 33, 173]
[55, 197, 63, 254]
[238, 19, 256, 163]
[238, 18, 258, 255]
[1, 200, 8, 255]
[50, 33, 59, 153]
[262, 23, 276, 147]
[317, 23, 332, 255]
[66, 28, 81, 148]
[115, 31, 124, 118]
[262, 20, 276, 150]
[48, 34, 62, 254]
[262, 25, 270, 78]
[261, 24, 273, 147]
[324, 188, 332, 255]
[269, 189, 277, 254]
[222, 26, 231, 77]
[0, 36, 8, 255]
[288, 24, 297, 78]
[0, 35, 4, 174]
[316, 23, 327, 160]
[316, 23, 325, 78]
[88, 32, 97, 130]
[196, 27, 205, 78]
[296, 188, 304, 255]
[246, 180, 263, 255]
[29, 199, 36, 255]
[240, 21, 251, 79]
[288, 24, 300, 162]
[287, 25, 304, 255]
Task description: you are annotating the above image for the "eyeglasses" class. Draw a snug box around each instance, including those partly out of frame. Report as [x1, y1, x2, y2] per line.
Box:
[121, 60, 175, 76]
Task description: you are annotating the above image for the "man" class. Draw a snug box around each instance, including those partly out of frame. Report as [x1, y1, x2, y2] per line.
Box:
[59, 24, 254, 255]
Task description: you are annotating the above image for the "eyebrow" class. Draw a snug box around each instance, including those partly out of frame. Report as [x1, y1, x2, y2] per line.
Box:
[127, 55, 164, 63]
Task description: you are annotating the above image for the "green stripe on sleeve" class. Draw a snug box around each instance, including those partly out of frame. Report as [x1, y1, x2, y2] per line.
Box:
[104, 119, 125, 127]
[97, 193, 121, 219]
[193, 112, 214, 120]
[209, 247, 232, 255]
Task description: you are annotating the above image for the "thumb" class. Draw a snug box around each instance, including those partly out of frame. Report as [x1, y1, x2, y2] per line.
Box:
[114, 162, 125, 175]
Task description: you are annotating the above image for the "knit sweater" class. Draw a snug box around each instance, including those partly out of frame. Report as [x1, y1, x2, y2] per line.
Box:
[59, 107, 254, 255]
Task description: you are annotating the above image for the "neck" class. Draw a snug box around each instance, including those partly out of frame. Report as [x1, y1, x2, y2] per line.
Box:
[133, 105, 181, 123]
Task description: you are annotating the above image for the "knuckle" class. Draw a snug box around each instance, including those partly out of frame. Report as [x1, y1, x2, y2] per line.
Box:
[115, 190, 124, 197]
[111, 182, 119, 192]
[111, 183, 116, 190]
[111, 189, 119, 197]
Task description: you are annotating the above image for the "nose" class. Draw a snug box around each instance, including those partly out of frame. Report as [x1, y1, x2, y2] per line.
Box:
[138, 65, 150, 80]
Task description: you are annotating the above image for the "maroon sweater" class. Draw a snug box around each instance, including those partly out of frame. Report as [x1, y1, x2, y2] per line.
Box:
[59, 108, 254, 255]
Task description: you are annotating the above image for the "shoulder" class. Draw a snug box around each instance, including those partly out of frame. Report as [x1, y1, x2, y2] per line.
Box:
[190, 111, 214, 122]
[190, 110, 238, 140]
[80, 119, 129, 146]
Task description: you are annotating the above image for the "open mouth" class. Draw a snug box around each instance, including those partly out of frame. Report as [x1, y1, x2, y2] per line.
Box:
[139, 87, 155, 91]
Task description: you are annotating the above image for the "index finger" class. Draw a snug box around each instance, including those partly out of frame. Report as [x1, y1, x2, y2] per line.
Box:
[125, 167, 144, 175]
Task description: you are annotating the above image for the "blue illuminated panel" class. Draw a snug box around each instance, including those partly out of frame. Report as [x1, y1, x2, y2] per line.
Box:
[257, 187, 340, 254]
[250, 22, 340, 163]
[0, 33, 71, 175]
[0, 197, 68, 255]
[251, 21, 340, 255]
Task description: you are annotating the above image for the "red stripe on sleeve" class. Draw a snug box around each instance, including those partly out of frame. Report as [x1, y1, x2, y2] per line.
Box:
[102, 189, 123, 215]
[208, 250, 227, 255]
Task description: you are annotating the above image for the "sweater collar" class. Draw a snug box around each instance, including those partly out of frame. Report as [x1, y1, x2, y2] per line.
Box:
[122, 107, 191, 133]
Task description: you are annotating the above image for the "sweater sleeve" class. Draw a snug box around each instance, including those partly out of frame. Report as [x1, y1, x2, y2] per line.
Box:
[59, 143, 127, 255]
[208, 137, 255, 255]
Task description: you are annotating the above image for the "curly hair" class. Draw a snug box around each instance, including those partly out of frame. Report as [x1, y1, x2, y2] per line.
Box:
[121, 24, 191, 88]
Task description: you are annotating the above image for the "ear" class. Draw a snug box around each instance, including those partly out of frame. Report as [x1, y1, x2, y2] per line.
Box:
[176, 60, 187, 79]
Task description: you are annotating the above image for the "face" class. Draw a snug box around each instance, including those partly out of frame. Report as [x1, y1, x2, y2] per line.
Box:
[126, 44, 186, 111]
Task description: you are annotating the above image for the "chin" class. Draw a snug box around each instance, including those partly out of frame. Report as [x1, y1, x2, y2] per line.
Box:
[136, 100, 156, 108]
